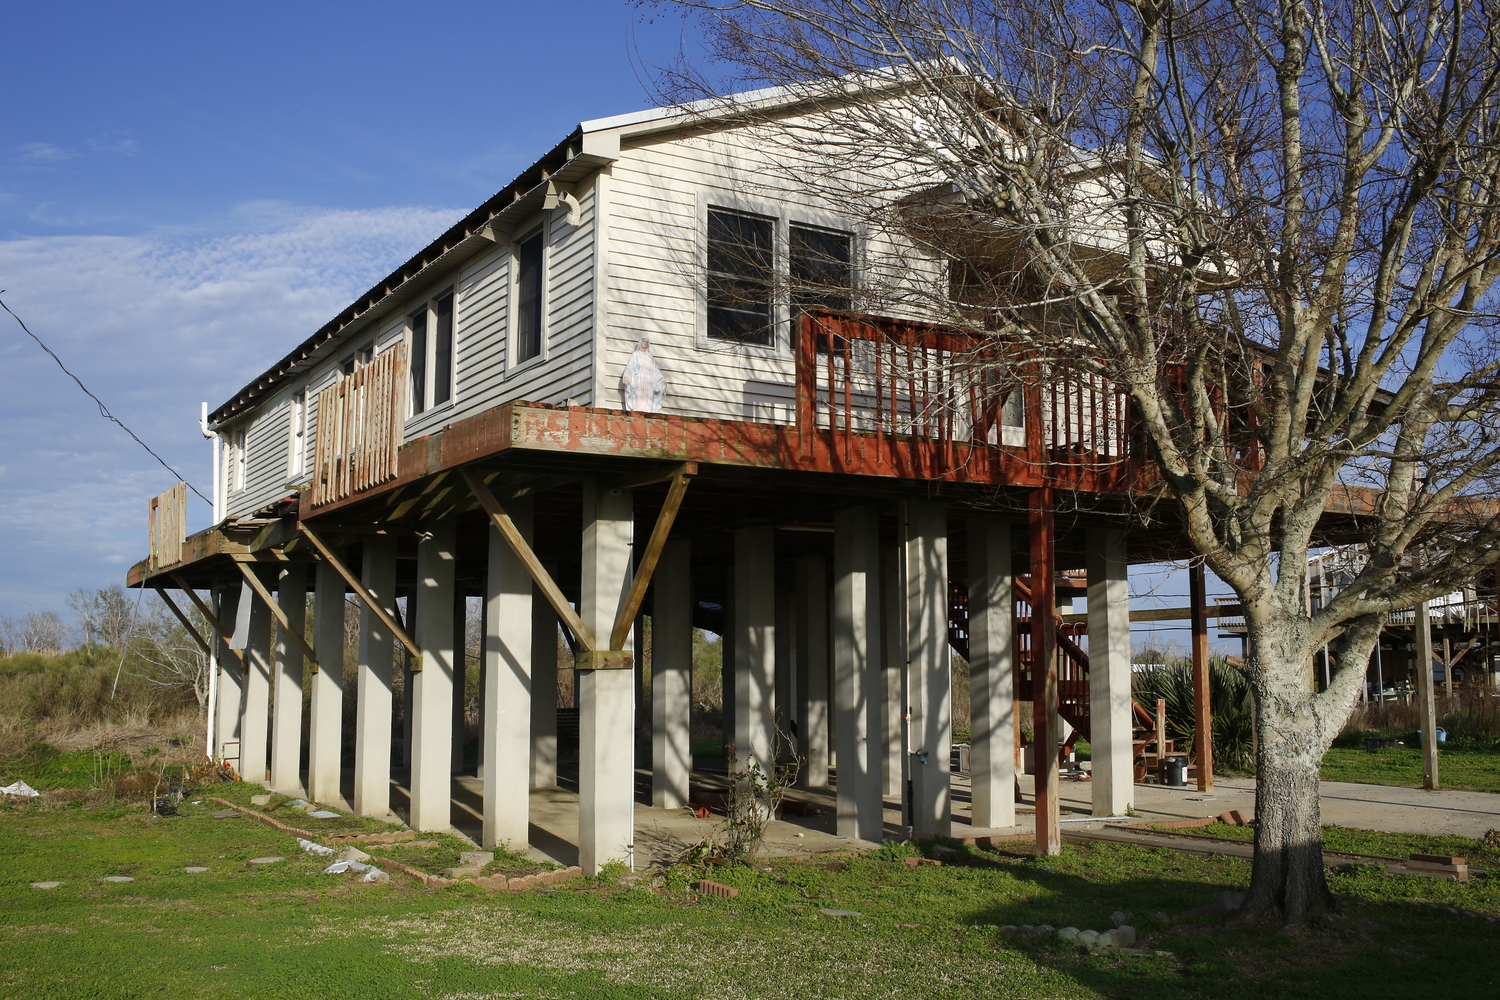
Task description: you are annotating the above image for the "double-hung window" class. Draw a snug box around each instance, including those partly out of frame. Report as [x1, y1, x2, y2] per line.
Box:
[790, 224, 852, 351]
[514, 231, 544, 363]
[287, 391, 307, 479]
[706, 208, 776, 345]
[410, 290, 455, 416]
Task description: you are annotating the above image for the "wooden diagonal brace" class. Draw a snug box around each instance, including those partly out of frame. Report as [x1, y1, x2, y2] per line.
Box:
[297, 523, 422, 659]
[233, 558, 320, 673]
[168, 574, 245, 666]
[461, 468, 597, 653]
[609, 466, 692, 651]
[153, 587, 212, 657]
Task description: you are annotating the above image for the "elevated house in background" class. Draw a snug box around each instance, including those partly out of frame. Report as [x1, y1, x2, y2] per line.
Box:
[128, 83, 1367, 869]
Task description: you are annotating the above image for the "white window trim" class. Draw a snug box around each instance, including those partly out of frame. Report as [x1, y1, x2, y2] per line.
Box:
[507, 218, 550, 373]
[405, 284, 458, 423]
[287, 391, 307, 479]
[695, 190, 863, 358]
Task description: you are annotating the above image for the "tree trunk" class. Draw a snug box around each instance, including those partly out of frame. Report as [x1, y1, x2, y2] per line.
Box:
[1243, 661, 1338, 924]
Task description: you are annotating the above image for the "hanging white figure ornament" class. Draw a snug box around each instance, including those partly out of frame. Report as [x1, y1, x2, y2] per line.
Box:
[621, 336, 666, 412]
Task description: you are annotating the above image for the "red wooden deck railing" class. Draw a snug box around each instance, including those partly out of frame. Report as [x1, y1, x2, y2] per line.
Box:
[796, 312, 1145, 491]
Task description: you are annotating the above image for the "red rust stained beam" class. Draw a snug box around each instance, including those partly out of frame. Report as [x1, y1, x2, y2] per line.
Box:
[609, 465, 693, 651]
[232, 558, 320, 673]
[1030, 486, 1061, 856]
[460, 468, 598, 654]
[1190, 562, 1213, 791]
[296, 523, 421, 660]
[168, 574, 246, 666]
[153, 587, 213, 657]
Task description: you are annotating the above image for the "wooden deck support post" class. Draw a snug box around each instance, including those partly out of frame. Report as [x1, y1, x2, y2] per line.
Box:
[794, 554, 831, 790]
[968, 519, 1016, 829]
[1415, 600, 1440, 790]
[483, 495, 534, 849]
[411, 514, 457, 831]
[354, 536, 398, 817]
[905, 499, 952, 838]
[1029, 487, 1061, 856]
[653, 539, 693, 808]
[1190, 563, 1213, 791]
[308, 555, 346, 804]
[270, 564, 307, 796]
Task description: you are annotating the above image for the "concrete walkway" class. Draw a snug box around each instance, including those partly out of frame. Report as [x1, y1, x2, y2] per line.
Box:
[356, 767, 1500, 867]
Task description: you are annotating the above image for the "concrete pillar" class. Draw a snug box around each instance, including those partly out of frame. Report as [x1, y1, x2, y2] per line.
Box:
[239, 570, 273, 786]
[653, 539, 692, 807]
[410, 515, 457, 832]
[1087, 527, 1133, 816]
[215, 584, 243, 762]
[270, 564, 307, 795]
[733, 525, 776, 773]
[453, 590, 469, 776]
[833, 504, 884, 841]
[794, 554, 830, 789]
[401, 588, 415, 768]
[578, 481, 635, 874]
[354, 536, 397, 817]
[530, 568, 559, 788]
[483, 496, 533, 849]
[775, 580, 795, 765]
[880, 545, 905, 798]
[722, 569, 735, 754]
[968, 520, 1015, 829]
[904, 500, 951, 838]
[308, 557, 345, 804]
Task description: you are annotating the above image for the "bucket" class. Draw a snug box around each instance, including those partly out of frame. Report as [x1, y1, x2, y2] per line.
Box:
[1161, 756, 1189, 787]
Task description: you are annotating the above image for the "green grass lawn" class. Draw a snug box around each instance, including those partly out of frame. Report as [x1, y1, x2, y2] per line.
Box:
[3, 791, 1500, 999]
[1321, 746, 1500, 793]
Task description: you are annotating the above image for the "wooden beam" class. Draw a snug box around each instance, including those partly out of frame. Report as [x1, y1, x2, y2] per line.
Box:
[460, 469, 597, 653]
[297, 522, 421, 659]
[1190, 563, 1213, 792]
[609, 466, 692, 650]
[1059, 605, 1243, 625]
[1029, 486, 1061, 857]
[613, 461, 699, 491]
[233, 559, 320, 673]
[153, 587, 212, 657]
[168, 574, 245, 665]
[1415, 600, 1439, 790]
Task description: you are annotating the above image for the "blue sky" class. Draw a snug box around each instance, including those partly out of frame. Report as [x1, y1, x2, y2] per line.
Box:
[0, 1, 1235, 641]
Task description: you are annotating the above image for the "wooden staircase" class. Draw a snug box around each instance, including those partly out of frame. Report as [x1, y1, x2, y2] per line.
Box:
[949, 576, 1178, 780]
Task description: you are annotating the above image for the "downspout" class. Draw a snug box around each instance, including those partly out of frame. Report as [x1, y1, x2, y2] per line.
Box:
[200, 403, 220, 760]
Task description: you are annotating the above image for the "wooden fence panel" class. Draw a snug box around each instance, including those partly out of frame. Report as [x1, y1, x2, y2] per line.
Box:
[309, 344, 407, 507]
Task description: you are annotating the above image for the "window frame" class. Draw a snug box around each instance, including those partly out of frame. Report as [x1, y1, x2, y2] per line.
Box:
[287, 390, 307, 480]
[509, 223, 548, 370]
[406, 287, 458, 419]
[695, 191, 860, 357]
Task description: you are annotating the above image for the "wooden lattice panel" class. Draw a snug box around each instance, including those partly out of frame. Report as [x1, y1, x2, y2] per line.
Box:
[309, 344, 406, 507]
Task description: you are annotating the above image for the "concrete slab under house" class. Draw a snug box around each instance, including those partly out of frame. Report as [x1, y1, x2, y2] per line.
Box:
[128, 81, 1385, 873]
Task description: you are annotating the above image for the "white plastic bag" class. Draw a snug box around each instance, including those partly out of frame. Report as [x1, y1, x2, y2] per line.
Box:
[1, 780, 40, 797]
[298, 838, 335, 856]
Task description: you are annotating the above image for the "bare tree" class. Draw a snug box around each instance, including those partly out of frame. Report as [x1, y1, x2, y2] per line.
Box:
[652, 0, 1500, 924]
[68, 584, 141, 649]
[0, 610, 75, 654]
[131, 599, 212, 707]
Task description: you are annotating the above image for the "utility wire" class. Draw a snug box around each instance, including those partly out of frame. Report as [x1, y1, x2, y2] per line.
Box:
[1, 293, 211, 505]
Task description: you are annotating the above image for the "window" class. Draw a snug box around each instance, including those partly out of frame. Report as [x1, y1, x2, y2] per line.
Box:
[706, 208, 775, 345]
[409, 291, 455, 416]
[230, 427, 247, 492]
[287, 392, 306, 479]
[790, 224, 852, 351]
[514, 231, 544, 363]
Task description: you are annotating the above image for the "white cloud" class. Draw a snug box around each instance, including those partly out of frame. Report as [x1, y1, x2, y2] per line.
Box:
[87, 137, 138, 156]
[0, 201, 463, 620]
[16, 142, 73, 163]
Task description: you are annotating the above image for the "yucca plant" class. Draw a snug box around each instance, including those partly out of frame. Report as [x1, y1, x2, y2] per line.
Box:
[1133, 656, 1256, 774]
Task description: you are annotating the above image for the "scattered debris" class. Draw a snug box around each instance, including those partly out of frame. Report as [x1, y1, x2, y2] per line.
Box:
[696, 880, 740, 898]
[459, 851, 494, 867]
[99, 876, 134, 883]
[184, 867, 208, 873]
[250, 794, 273, 806]
[1, 780, 41, 798]
[1217, 810, 1251, 826]
[209, 809, 240, 820]
[337, 846, 371, 862]
[904, 857, 941, 867]
[324, 830, 417, 845]
[306, 810, 341, 819]
[297, 838, 335, 856]
[444, 865, 484, 878]
[30, 882, 62, 889]
[247, 857, 286, 865]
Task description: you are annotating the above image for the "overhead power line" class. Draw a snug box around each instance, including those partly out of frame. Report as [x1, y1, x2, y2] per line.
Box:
[1, 293, 211, 505]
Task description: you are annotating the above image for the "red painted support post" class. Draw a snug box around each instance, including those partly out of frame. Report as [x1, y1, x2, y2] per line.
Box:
[1030, 487, 1061, 855]
[1190, 563, 1213, 791]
